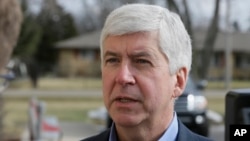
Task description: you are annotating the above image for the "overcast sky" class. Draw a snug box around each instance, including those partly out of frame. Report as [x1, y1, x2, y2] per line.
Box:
[180, 0, 250, 31]
[28, 0, 250, 32]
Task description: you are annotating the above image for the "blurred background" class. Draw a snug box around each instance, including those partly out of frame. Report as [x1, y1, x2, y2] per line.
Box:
[1, 0, 250, 141]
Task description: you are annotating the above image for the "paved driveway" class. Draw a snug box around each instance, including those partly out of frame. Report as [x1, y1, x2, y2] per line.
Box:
[60, 122, 105, 140]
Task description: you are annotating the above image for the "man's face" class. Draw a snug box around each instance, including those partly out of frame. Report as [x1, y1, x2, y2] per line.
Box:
[102, 32, 178, 127]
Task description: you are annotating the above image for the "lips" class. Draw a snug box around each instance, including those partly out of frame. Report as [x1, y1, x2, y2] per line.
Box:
[115, 97, 138, 103]
[117, 98, 136, 103]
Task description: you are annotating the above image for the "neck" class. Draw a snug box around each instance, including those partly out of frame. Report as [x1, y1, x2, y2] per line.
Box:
[115, 112, 174, 141]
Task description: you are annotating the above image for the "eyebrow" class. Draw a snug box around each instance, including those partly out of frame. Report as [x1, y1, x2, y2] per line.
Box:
[130, 51, 153, 58]
[103, 51, 120, 59]
[103, 50, 156, 59]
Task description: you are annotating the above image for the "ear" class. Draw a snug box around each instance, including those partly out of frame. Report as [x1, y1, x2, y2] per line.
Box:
[173, 67, 188, 98]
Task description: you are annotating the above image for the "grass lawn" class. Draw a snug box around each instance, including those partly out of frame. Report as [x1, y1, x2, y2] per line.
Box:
[207, 96, 225, 117]
[207, 80, 250, 89]
[3, 97, 104, 139]
[9, 77, 103, 90]
[9, 77, 250, 90]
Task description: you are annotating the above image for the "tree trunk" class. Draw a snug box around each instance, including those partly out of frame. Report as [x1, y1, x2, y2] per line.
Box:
[200, 0, 221, 79]
[181, 0, 200, 80]
[167, 0, 180, 14]
[167, 0, 200, 80]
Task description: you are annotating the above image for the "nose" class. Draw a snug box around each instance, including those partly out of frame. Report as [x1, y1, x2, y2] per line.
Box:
[115, 63, 135, 86]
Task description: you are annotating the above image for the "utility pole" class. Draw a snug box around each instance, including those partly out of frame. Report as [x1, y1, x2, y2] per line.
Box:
[225, 0, 233, 89]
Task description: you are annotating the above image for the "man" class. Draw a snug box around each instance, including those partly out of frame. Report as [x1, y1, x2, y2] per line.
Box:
[0, 0, 22, 74]
[82, 3, 212, 141]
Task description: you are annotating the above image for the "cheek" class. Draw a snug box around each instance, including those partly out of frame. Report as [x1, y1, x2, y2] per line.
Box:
[102, 69, 114, 88]
[102, 70, 114, 106]
[138, 78, 162, 104]
[142, 83, 173, 115]
[140, 72, 174, 107]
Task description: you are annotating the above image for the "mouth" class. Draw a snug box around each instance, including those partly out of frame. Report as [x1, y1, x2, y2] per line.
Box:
[115, 97, 138, 103]
[111, 96, 141, 111]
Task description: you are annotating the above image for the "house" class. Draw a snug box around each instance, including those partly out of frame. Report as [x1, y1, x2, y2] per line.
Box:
[55, 30, 250, 79]
[55, 31, 101, 77]
[194, 31, 250, 80]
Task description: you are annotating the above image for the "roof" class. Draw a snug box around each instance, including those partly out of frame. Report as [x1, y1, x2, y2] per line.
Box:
[55, 30, 250, 52]
[195, 31, 250, 52]
[55, 30, 101, 49]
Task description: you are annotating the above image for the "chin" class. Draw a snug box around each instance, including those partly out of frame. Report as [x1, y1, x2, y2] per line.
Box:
[116, 120, 139, 127]
[113, 115, 142, 127]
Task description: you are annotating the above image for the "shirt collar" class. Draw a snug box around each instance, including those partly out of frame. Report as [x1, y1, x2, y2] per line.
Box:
[109, 122, 118, 141]
[158, 112, 178, 141]
[109, 112, 178, 141]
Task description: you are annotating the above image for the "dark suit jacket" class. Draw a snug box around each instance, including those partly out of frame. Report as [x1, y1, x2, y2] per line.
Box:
[80, 119, 213, 141]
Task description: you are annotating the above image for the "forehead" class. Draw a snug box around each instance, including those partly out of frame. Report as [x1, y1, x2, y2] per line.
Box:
[103, 32, 160, 53]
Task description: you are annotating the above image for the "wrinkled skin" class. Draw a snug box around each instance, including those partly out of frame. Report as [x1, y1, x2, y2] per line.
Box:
[101, 31, 187, 141]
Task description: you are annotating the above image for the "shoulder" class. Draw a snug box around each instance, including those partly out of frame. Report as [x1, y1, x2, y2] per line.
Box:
[80, 129, 110, 141]
[177, 119, 214, 141]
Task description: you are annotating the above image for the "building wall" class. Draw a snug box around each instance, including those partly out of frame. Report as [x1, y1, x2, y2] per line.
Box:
[57, 49, 101, 77]
[208, 51, 250, 80]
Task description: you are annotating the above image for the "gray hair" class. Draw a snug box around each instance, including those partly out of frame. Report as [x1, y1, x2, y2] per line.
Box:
[100, 3, 192, 74]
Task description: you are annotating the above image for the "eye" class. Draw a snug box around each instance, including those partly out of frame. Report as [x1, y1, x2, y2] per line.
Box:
[135, 59, 151, 65]
[105, 58, 120, 65]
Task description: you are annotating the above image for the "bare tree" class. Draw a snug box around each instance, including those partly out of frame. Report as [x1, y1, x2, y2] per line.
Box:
[167, 0, 221, 80]
[167, 0, 198, 78]
[167, 0, 180, 14]
[200, 0, 221, 79]
[79, 0, 163, 33]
